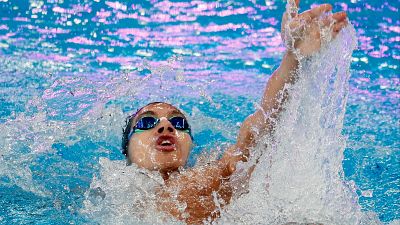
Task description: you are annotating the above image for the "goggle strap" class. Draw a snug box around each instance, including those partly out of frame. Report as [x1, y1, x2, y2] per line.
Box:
[127, 130, 135, 140]
[128, 129, 145, 140]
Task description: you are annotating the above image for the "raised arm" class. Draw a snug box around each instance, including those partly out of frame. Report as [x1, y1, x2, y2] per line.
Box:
[221, 0, 349, 175]
[158, 2, 349, 223]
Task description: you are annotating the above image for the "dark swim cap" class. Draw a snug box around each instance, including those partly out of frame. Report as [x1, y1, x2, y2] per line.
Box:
[121, 114, 135, 157]
[121, 102, 162, 157]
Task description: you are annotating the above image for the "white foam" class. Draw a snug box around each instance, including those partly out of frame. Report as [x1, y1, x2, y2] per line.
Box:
[216, 25, 381, 224]
[0, 11, 385, 225]
[82, 24, 383, 224]
[82, 157, 184, 225]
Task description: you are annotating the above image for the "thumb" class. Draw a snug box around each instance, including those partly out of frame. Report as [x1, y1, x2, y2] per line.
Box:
[282, 0, 299, 28]
[287, 0, 300, 18]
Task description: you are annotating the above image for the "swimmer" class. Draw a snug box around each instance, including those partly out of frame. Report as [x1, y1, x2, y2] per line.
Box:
[121, 0, 348, 224]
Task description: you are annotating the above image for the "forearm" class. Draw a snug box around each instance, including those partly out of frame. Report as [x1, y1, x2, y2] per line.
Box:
[220, 53, 299, 175]
[259, 51, 299, 126]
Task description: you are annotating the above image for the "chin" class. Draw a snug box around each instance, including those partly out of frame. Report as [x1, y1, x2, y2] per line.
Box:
[155, 158, 186, 171]
[158, 161, 184, 170]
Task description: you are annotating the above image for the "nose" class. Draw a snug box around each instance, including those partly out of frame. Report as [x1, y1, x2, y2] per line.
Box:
[157, 120, 174, 134]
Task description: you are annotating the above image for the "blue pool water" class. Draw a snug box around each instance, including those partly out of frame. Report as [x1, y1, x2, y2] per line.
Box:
[0, 0, 398, 224]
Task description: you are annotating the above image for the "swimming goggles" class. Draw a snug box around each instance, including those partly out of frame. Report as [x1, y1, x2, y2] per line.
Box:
[128, 116, 192, 140]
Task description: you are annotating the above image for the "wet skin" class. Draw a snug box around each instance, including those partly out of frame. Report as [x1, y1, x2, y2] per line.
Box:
[125, 0, 349, 223]
[128, 102, 235, 224]
[127, 103, 193, 177]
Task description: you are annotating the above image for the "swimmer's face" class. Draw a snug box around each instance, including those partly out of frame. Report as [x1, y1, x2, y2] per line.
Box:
[127, 103, 192, 172]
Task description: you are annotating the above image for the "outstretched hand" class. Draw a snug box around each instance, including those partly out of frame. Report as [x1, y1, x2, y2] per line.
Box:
[219, 0, 351, 183]
[281, 0, 348, 57]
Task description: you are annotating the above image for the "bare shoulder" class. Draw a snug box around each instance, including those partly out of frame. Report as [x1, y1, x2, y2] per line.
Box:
[163, 161, 231, 195]
[156, 162, 232, 224]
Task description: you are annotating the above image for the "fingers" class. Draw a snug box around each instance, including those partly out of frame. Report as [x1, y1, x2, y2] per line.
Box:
[282, 1, 350, 41]
[295, 0, 300, 7]
[288, 0, 300, 18]
[282, 0, 300, 28]
[333, 20, 348, 33]
[287, 4, 331, 31]
[288, 16, 312, 30]
[332, 11, 347, 22]
[332, 20, 348, 38]
[294, 6, 348, 29]
[298, 4, 332, 21]
[332, 11, 348, 38]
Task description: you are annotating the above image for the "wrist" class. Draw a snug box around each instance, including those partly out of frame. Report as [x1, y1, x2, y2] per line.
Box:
[283, 51, 299, 69]
[275, 51, 299, 82]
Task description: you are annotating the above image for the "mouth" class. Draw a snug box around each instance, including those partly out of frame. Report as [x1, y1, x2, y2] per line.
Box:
[155, 135, 177, 152]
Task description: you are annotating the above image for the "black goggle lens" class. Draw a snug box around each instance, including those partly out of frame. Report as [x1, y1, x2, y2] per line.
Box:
[135, 116, 190, 131]
[169, 117, 189, 130]
[135, 116, 158, 130]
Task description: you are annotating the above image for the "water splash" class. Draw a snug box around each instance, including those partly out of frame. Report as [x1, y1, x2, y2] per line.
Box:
[81, 158, 184, 225]
[217, 25, 381, 224]
[0, 0, 398, 223]
[80, 24, 385, 224]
